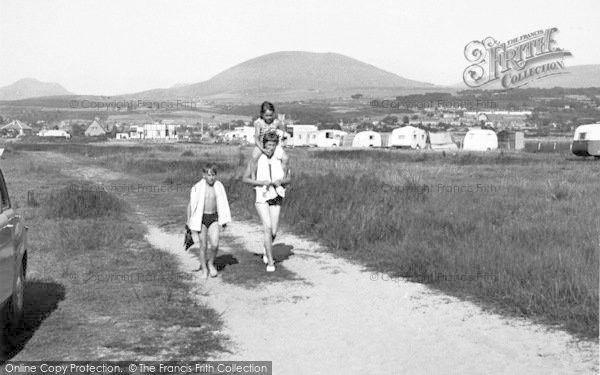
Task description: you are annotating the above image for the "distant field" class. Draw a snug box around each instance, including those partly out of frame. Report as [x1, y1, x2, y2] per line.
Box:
[7, 141, 599, 340]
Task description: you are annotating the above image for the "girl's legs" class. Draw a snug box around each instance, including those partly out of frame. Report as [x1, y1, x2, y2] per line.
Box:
[255, 202, 275, 268]
[206, 222, 220, 277]
[268, 204, 281, 243]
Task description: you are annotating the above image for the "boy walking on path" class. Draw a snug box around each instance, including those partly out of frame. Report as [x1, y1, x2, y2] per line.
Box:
[187, 165, 232, 279]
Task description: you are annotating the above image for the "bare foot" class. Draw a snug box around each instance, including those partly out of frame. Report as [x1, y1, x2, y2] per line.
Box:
[208, 264, 218, 277]
[201, 269, 209, 279]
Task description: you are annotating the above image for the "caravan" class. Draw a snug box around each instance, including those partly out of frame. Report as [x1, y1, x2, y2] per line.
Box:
[389, 126, 427, 149]
[463, 129, 498, 151]
[224, 126, 255, 144]
[352, 131, 382, 147]
[428, 132, 457, 150]
[310, 129, 347, 147]
[286, 125, 318, 147]
[572, 123, 600, 157]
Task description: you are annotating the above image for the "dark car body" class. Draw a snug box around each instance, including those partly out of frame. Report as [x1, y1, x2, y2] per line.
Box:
[0, 167, 27, 352]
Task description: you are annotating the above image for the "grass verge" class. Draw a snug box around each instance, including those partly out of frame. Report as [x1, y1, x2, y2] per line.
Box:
[1, 151, 227, 360]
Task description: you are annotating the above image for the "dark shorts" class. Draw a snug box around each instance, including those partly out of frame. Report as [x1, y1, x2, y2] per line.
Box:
[202, 212, 219, 228]
[266, 195, 283, 206]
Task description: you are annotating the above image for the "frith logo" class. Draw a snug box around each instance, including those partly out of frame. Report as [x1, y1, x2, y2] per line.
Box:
[463, 28, 572, 89]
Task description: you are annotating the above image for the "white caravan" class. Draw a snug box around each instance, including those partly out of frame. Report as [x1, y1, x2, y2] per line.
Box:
[463, 129, 498, 151]
[310, 129, 347, 147]
[389, 126, 427, 149]
[352, 131, 382, 147]
[572, 123, 600, 157]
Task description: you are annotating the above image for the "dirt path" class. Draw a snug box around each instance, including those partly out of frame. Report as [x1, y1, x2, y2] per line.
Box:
[40, 152, 599, 374]
[147, 223, 598, 374]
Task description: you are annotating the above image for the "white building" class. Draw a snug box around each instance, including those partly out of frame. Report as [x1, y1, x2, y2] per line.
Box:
[128, 126, 144, 139]
[143, 123, 180, 139]
[38, 129, 71, 139]
[286, 125, 318, 147]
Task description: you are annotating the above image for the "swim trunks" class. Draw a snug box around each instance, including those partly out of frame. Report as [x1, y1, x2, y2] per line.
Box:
[266, 195, 283, 206]
[202, 212, 219, 228]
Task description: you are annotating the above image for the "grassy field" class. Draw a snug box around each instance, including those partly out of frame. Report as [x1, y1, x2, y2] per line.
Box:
[0, 149, 227, 360]
[6, 141, 599, 341]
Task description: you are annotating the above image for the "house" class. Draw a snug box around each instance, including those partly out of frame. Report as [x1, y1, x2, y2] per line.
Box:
[389, 126, 427, 149]
[352, 131, 382, 147]
[143, 123, 179, 139]
[128, 126, 144, 139]
[1, 120, 33, 137]
[286, 125, 318, 147]
[84, 119, 107, 136]
[463, 129, 498, 151]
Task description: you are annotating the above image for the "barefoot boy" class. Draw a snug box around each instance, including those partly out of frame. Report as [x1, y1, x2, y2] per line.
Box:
[187, 165, 231, 279]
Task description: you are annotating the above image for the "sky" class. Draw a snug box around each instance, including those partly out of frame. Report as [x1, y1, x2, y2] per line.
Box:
[1, 0, 598, 95]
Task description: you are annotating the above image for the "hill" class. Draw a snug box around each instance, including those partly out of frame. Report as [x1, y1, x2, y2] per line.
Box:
[130, 51, 436, 101]
[0, 78, 73, 100]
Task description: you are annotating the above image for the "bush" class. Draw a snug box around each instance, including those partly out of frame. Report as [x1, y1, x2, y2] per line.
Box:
[43, 186, 125, 219]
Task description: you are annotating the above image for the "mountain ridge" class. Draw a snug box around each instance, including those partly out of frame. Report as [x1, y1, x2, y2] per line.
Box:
[0, 78, 73, 100]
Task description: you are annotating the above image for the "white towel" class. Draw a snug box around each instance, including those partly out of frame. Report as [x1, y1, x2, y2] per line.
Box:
[256, 154, 286, 199]
[187, 179, 232, 232]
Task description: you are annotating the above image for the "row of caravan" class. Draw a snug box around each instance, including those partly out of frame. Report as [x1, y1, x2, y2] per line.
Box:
[287, 125, 438, 149]
[287, 125, 499, 151]
[226, 123, 600, 156]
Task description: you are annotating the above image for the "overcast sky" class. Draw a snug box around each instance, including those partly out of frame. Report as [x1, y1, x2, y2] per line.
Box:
[1, 0, 598, 95]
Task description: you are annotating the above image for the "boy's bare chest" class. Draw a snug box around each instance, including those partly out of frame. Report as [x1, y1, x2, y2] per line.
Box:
[204, 186, 217, 211]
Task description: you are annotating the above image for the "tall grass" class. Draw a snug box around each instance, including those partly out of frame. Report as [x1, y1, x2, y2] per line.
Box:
[8, 142, 150, 156]
[228, 153, 600, 338]
[42, 186, 125, 219]
[311, 149, 550, 165]
[15, 142, 597, 338]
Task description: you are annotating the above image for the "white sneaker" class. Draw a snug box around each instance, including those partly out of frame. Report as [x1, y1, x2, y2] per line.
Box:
[266, 264, 276, 272]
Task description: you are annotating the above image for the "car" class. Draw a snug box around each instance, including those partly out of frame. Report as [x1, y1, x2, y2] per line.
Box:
[0, 166, 28, 352]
